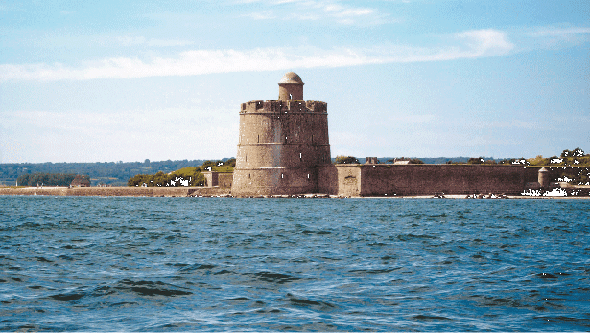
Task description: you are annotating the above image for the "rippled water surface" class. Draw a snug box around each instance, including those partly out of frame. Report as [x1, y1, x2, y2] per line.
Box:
[1, 196, 589, 331]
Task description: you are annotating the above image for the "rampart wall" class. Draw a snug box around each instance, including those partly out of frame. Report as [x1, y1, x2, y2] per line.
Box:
[319, 164, 539, 197]
[218, 173, 233, 188]
[363, 165, 537, 196]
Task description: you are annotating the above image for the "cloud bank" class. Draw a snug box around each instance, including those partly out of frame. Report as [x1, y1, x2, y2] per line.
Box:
[0, 29, 534, 82]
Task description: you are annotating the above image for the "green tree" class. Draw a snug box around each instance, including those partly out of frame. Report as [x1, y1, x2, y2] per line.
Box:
[559, 168, 590, 185]
[334, 155, 359, 164]
[467, 157, 485, 165]
[572, 147, 584, 157]
[190, 172, 205, 186]
[224, 158, 236, 168]
[16, 173, 77, 186]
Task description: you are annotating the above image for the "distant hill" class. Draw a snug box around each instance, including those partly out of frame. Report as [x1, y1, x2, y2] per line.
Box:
[0, 159, 235, 186]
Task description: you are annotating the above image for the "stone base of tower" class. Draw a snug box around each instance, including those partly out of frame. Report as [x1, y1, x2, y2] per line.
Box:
[231, 167, 320, 197]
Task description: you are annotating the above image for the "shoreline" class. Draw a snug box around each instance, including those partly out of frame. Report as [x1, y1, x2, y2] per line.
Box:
[1, 187, 588, 199]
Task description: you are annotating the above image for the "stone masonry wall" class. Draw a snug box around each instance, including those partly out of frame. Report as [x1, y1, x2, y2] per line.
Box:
[316, 165, 539, 197]
[356, 165, 537, 196]
[232, 99, 331, 197]
[218, 173, 233, 188]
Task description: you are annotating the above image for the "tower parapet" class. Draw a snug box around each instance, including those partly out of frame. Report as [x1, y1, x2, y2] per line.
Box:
[231, 73, 331, 197]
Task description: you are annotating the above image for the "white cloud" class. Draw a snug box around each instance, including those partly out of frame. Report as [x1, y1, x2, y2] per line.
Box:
[528, 26, 590, 37]
[454, 29, 514, 57]
[524, 26, 590, 49]
[242, 10, 276, 20]
[389, 114, 436, 124]
[0, 29, 520, 81]
[116, 36, 195, 47]
[240, 0, 390, 25]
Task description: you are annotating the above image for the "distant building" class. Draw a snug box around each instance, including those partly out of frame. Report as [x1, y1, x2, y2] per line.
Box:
[70, 175, 90, 187]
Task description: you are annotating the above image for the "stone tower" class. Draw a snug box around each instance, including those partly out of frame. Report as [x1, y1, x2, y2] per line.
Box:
[231, 72, 331, 197]
[538, 167, 550, 189]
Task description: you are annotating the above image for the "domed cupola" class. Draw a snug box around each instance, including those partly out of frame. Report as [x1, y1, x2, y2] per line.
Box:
[278, 72, 304, 100]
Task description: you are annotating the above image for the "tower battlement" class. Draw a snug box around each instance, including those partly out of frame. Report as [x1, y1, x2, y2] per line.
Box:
[240, 100, 327, 114]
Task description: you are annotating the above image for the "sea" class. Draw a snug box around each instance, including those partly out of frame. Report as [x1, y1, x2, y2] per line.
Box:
[1, 196, 589, 332]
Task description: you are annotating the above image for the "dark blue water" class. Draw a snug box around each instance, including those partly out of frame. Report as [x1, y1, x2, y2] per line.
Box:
[1, 196, 589, 331]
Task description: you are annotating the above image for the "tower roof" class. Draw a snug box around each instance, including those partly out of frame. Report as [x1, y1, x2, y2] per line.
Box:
[279, 72, 304, 84]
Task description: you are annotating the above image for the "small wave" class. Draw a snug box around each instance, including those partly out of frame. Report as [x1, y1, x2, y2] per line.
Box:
[536, 272, 558, 279]
[287, 294, 335, 310]
[413, 314, 452, 321]
[349, 267, 401, 275]
[252, 271, 300, 284]
[178, 263, 216, 272]
[116, 279, 193, 297]
[397, 233, 437, 241]
[109, 301, 139, 307]
[534, 315, 590, 326]
[49, 292, 86, 302]
[213, 269, 234, 275]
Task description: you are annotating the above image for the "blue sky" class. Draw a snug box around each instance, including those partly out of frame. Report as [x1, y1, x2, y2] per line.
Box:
[1, 0, 588, 163]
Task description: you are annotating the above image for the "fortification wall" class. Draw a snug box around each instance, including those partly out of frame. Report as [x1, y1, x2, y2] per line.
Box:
[334, 165, 363, 197]
[203, 171, 218, 187]
[218, 173, 233, 188]
[315, 164, 541, 197]
[346, 164, 538, 196]
[318, 165, 338, 195]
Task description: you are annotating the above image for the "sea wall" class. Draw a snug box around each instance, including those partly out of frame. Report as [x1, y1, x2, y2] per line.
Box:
[0, 187, 231, 197]
[361, 164, 537, 196]
[218, 173, 233, 189]
[317, 165, 589, 197]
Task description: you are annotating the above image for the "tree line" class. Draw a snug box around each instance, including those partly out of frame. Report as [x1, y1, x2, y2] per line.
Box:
[16, 173, 90, 187]
[0, 159, 226, 186]
[559, 167, 590, 185]
[127, 159, 236, 187]
[526, 148, 589, 167]
[128, 170, 205, 187]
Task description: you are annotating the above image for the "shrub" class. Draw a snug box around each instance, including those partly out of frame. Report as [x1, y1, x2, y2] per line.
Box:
[334, 155, 359, 164]
[467, 157, 485, 165]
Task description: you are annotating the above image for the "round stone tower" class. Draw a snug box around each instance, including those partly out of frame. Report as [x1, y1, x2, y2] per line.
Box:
[231, 72, 331, 197]
[538, 167, 550, 189]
